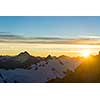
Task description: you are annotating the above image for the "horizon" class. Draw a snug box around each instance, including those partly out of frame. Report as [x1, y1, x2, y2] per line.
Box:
[0, 50, 99, 58]
[0, 16, 100, 56]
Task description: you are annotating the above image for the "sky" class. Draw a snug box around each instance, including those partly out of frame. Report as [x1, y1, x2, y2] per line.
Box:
[0, 16, 100, 37]
[0, 16, 100, 56]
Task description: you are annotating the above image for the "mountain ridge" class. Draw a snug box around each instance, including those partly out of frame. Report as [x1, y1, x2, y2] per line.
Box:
[0, 51, 82, 82]
[48, 52, 100, 83]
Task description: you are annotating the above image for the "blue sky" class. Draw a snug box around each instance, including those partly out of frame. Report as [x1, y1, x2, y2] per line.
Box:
[0, 16, 100, 38]
[0, 16, 100, 56]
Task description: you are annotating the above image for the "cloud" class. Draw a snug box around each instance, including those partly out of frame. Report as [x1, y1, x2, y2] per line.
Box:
[0, 34, 23, 39]
[0, 34, 100, 45]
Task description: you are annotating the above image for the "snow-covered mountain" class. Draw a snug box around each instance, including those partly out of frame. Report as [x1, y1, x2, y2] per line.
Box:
[48, 53, 100, 83]
[0, 51, 43, 69]
[0, 52, 82, 83]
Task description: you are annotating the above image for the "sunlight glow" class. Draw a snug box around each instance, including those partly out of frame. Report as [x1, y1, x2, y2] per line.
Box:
[81, 50, 91, 57]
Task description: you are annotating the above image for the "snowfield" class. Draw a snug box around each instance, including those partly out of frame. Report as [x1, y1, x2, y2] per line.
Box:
[0, 58, 82, 83]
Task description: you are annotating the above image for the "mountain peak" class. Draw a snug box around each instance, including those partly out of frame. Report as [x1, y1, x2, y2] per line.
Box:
[18, 51, 30, 56]
[99, 51, 100, 55]
[16, 51, 31, 60]
[15, 51, 31, 63]
[58, 55, 69, 59]
[46, 55, 52, 59]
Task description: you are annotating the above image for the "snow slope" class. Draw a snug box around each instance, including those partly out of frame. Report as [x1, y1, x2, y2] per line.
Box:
[0, 57, 82, 83]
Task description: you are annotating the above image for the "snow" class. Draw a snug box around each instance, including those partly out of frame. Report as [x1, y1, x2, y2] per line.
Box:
[0, 57, 82, 83]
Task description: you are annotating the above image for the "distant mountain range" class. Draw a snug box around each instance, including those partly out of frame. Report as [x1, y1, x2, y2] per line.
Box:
[0, 51, 82, 83]
[0, 51, 44, 69]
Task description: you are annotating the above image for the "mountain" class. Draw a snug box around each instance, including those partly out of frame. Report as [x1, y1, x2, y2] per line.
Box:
[46, 55, 53, 59]
[0, 51, 43, 69]
[16, 51, 31, 62]
[48, 51, 100, 83]
[0, 52, 82, 82]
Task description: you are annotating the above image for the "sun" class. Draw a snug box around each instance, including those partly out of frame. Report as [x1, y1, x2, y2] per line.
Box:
[81, 50, 91, 57]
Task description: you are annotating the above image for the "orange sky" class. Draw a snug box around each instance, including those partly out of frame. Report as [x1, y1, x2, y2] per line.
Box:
[0, 42, 99, 57]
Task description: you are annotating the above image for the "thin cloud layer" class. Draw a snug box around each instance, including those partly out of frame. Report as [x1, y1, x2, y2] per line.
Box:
[0, 34, 100, 45]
